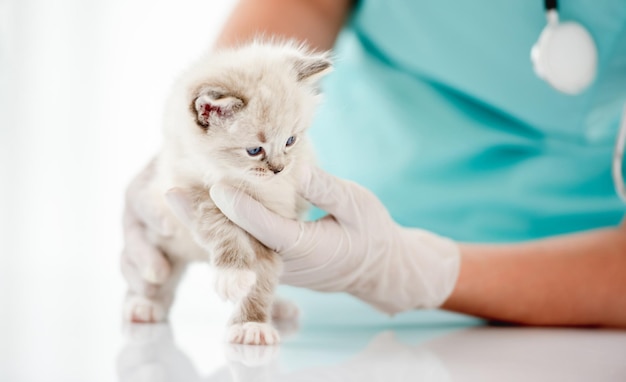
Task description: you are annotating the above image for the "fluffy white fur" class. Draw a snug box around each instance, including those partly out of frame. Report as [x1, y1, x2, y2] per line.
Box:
[123, 40, 331, 345]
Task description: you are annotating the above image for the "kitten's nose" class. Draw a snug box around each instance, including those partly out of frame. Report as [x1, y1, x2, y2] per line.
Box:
[269, 164, 284, 174]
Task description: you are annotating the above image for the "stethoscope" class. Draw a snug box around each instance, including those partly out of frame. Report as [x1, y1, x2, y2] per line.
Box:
[530, 0, 626, 203]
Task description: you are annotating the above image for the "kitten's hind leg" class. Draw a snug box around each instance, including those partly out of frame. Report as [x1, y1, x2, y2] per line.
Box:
[227, 245, 281, 346]
[271, 297, 300, 337]
[271, 297, 299, 322]
[123, 259, 187, 323]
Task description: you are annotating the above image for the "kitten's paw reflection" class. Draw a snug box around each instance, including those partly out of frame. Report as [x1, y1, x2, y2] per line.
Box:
[123, 294, 167, 323]
[225, 342, 280, 366]
[227, 322, 280, 346]
[214, 268, 257, 302]
[117, 324, 203, 382]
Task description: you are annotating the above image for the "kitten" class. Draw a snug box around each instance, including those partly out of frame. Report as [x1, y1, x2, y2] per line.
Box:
[123, 40, 332, 345]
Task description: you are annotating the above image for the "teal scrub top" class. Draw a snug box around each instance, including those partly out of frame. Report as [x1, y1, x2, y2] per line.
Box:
[280, 0, 626, 327]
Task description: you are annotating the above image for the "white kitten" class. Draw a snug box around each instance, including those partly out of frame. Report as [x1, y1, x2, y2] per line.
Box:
[123, 40, 332, 345]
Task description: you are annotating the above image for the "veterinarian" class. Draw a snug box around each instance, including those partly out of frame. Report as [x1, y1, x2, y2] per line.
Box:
[122, 0, 626, 327]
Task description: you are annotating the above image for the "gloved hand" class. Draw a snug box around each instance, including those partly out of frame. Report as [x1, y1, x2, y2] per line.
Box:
[208, 166, 461, 315]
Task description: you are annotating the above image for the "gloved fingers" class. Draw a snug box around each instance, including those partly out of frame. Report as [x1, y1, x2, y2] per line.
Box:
[123, 210, 172, 285]
[299, 166, 381, 225]
[125, 160, 173, 237]
[210, 183, 302, 253]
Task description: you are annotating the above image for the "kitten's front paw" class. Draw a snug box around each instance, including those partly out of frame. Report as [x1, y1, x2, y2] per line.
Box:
[214, 268, 257, 302]
[227, 322, 280, 345]
[123, 294, 167, 323]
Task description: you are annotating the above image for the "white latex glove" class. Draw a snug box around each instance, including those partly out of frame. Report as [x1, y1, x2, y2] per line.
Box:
[209, 166, 461, 314]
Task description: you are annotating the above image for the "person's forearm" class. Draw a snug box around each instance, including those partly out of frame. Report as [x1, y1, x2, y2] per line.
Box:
[215, 0, 354, 51]
[442, 227, 626, 328]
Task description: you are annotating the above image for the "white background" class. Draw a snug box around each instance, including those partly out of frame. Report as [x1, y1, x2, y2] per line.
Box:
[0, 1, 237, 380]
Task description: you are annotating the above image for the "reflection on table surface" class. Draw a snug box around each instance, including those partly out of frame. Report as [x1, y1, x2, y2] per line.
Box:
[117, 322, 626, 382]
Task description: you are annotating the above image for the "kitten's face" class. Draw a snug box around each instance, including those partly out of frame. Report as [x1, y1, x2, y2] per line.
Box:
[179, 44, 331, 184]
[202, 100, 311, 183]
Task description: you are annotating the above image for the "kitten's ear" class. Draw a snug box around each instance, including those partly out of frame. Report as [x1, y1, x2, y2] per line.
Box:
[292, 53, 332, 83]
[193, 90, 245, 128]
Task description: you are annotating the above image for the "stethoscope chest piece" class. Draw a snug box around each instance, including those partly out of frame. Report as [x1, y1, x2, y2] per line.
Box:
[531, 9, 598, 95]
[530, 2, 626, 203]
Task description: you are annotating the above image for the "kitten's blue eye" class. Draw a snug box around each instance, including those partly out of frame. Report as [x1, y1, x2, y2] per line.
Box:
[286, 136, 296, 147]
[246, 147, 263, 156]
